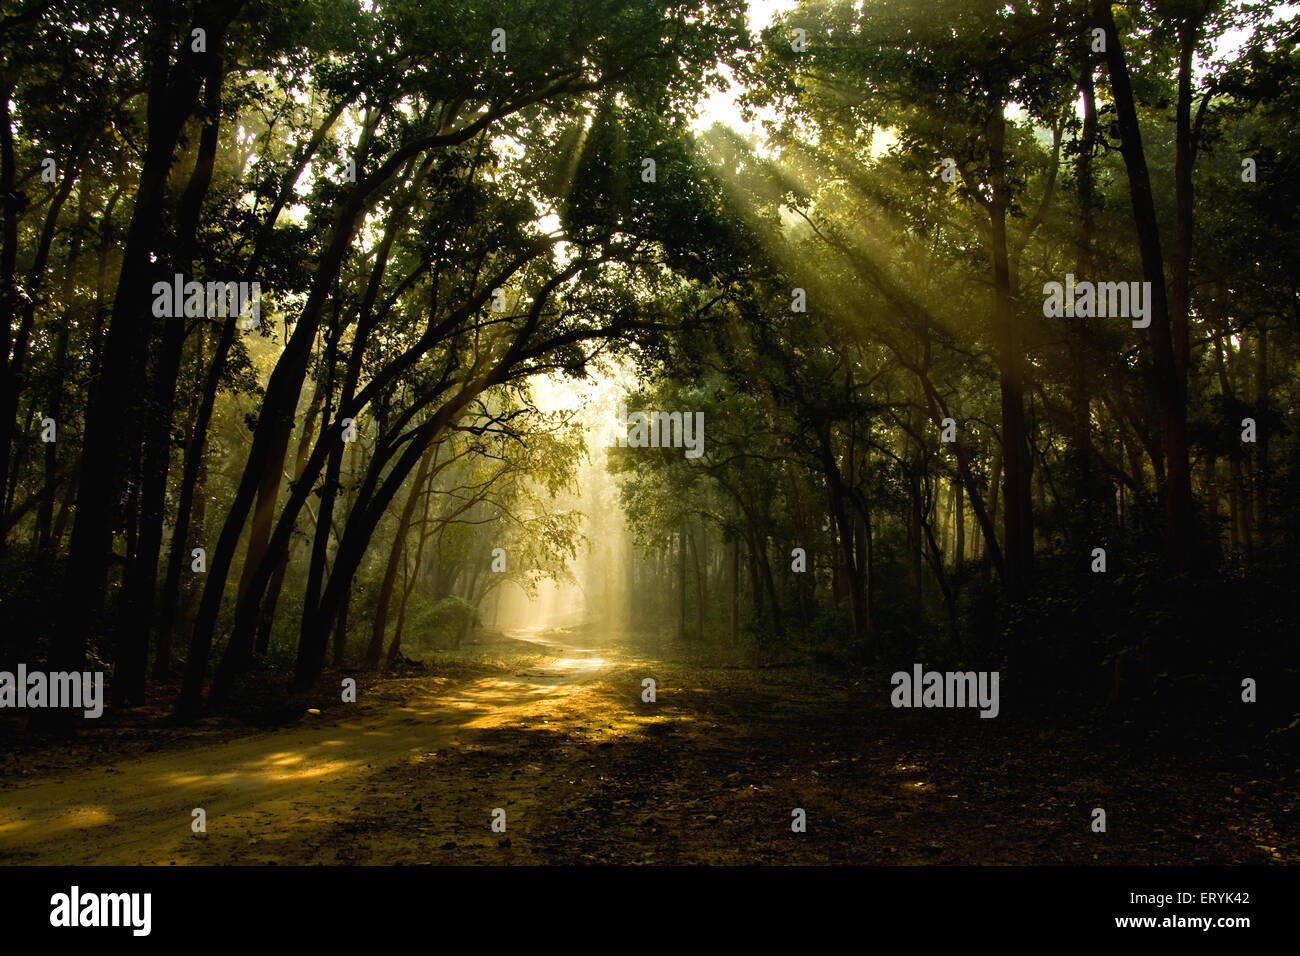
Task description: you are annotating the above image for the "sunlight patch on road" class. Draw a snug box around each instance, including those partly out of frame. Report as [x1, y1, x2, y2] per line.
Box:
[157, 757, 364, 788]
[552, 657, 605, 669]
[0, 659, 622, 859]
[0, 805, 115, 840]
[261, 752, 305, 766]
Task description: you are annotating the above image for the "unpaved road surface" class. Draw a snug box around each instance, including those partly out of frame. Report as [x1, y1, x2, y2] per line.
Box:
[0, 628, 1292, 865]
[0, 637, 607, 865]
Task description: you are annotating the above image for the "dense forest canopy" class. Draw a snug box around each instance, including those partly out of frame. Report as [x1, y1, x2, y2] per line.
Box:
[0, 0, 1295, 739]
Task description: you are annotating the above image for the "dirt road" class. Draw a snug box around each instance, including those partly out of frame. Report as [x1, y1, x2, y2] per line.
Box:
[0, 637, 608, 865]
[0, 629, 1292, 865]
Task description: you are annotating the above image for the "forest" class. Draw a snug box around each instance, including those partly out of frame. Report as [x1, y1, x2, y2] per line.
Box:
[0, 0, 1295, 868]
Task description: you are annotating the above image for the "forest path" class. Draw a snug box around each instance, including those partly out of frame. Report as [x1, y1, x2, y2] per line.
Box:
[0, 630, 612, 865]
[0, 634, 1290, 865]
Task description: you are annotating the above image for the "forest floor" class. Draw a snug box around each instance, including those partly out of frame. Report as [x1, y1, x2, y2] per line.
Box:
[0, 626, 1293, 865]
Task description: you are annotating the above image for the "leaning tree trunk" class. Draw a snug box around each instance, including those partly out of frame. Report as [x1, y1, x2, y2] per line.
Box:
[367, 443, 434, 666]
[1093, 0, 1192, 570]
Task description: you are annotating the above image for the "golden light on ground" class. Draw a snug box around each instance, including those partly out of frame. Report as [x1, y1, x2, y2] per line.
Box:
[0, 805, 115, 837]
[552, 657, 605, 669]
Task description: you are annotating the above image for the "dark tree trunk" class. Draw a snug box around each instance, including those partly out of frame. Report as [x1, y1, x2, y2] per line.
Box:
[746, 529, 762, 620]
[757, 537, 782, 635]
[299, 291, 345, 670]
[689, 522, 704, 640]
[57, 5, 229, 729]
[255, 386, 325, 656]
[1254, 323, 1269, 551]
[37, 195, 87, 551]
[987, 102, 1033, 599]
[0, 78, 19, 531]
[678, 520, 687, 640]
[332, 588, 350, 668]
[1094, 0, 1192, 569]
[1, 148, 78, 543]
[119, 40, 227, 705]
[296, 386, 486, 689]
[730, 532, 739, 644]
[818, 424, 867, 642]
[367, 444, 434, 666]
[954, 477, 965, 568]
[179, 181, 371, 717]
[1069, 56, 1103, 540]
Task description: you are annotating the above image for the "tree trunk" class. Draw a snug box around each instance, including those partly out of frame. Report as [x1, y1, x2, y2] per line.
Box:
[1254, 322, 1269, 551]
[37, 195, 87, 551]
[332, 588, 350, 668]
[367, 443, 434, 666]
[954, 476, 965, 568]
[1094, 0, 1192, 569]
[746, 529, 763, 620]
[56, 7, 226, 727]
[179, 181, 372, 716]
[678, 520, 687, 640]
[1070, 55, 1102, 539]
[987, 100, 1033, 599]
[907, 466, 924, 625]
[689, 522, 704, 640]
[730, 532, 739, 644]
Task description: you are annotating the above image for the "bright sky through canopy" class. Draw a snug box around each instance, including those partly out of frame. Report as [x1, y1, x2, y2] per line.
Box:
[692, 0, 796, 135]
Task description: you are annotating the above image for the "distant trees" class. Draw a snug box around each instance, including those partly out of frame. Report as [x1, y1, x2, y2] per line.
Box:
[609, 0, 1299, 682]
